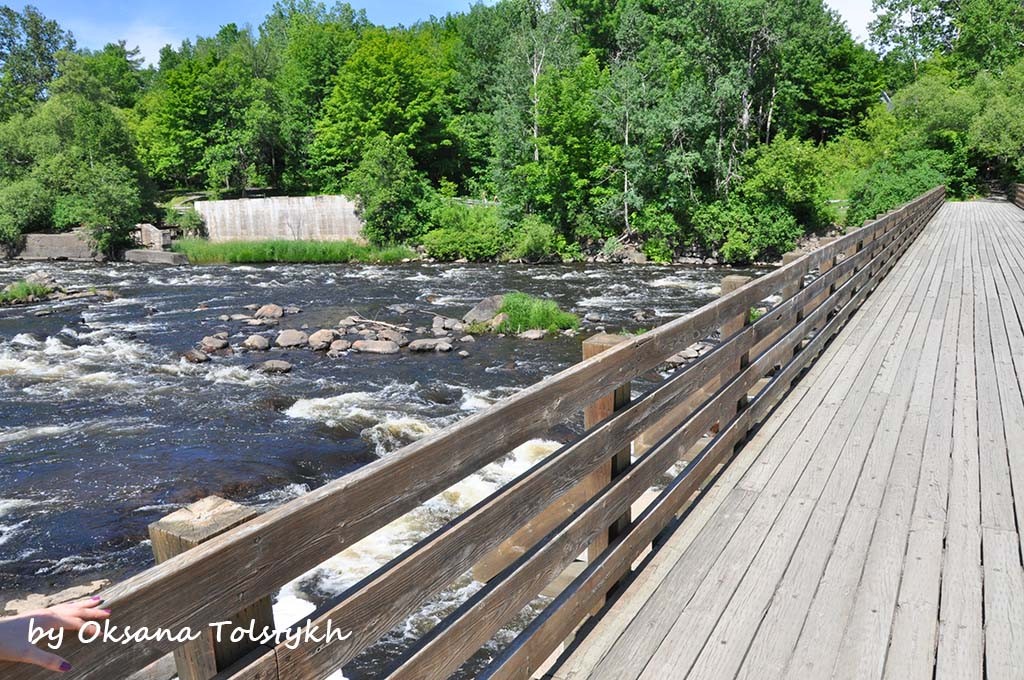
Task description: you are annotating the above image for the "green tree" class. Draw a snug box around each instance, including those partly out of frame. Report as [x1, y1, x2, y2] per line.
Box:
[346, 134, 434, 244]
[312, 27, 454, 190]
[0, 5, 74, 119]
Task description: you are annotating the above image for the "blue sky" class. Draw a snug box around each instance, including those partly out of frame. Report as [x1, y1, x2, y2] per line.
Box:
[31, 0, 875, 65]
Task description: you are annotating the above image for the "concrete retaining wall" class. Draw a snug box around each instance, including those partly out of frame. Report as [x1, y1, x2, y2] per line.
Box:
[14, 230, 102, 261]
[193, 195, 364, 243]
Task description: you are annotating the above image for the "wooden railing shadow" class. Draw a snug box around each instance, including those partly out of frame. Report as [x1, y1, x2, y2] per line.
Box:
[1, 187, 946, 680]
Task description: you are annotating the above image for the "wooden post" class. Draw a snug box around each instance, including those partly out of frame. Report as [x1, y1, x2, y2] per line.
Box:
[581, 333, 632, 563]
[148, 497, 275, 680]
[471, 334, 632, 585]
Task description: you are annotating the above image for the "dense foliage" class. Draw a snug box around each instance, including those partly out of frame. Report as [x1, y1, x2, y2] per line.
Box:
[0, 0, 1021, 261]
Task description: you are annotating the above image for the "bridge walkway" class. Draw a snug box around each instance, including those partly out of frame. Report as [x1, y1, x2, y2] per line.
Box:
[549, 200, 1024, 680]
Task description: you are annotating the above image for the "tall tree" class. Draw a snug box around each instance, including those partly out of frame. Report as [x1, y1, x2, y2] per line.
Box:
[0, 5, 75, 119]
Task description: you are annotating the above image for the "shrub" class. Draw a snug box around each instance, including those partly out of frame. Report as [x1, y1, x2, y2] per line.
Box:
[163, 206, 206, 237]
[845, 150, 949, 226]
[691, 201, 801, 264]
[0, 177, 53, 244]
[635, 206, 679, 263]
[503, 215, 560, 261]
[495, 292, 579, 333]
[421, 200, 503, 260]
[171, 239, 415, 264]
[346, 134, 433, 245]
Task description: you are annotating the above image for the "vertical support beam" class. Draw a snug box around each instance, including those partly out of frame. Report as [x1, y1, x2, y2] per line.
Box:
[149, 497, 275, 680]
[581, 333, 632, 565]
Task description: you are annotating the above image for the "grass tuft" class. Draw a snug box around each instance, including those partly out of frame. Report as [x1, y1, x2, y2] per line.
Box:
[171, 239, 416, 264]
[495, 292, 579, 333]
[0, 280, 52, 304]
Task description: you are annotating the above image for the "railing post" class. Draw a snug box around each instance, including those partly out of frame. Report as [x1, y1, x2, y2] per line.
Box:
[581, 333, 632, 564]
[148, 496, 275, 680]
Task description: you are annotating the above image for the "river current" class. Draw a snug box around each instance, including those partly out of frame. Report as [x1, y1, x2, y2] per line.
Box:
[0, 258, 752, 676]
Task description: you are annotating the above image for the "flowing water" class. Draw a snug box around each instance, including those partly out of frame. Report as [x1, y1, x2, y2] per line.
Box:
[0, 258, 752, 676]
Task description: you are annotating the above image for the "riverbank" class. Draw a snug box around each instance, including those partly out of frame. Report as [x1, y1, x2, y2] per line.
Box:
[170, 238, 417, 264]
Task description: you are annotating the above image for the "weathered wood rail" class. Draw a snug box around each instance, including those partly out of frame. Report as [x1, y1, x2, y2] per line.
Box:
[1011, 183, 1024, 210]
[1, 187, 944, 680]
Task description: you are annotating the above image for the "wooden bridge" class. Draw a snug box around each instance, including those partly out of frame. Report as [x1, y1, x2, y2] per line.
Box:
[5, 186, 1024, 680]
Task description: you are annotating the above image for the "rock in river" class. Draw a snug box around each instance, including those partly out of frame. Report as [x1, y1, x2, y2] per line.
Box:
[351, 339, 400, 355]
[328, 339, 352, 356]
[275, 329, 308, 348]
[184, 349, 209, 363]
[518, 329, 547, 340]
[463, 294, 505, 324]
[243, 334, 270, 351]
[200, 336, 228, 352]
[409, 338, 453, 352]
[255, 360, 292, 374]
[255, 303, 284, 319]
[308, 329, 338, 351]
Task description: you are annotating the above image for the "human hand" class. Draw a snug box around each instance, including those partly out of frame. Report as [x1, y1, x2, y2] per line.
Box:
[0, 597, 111, 673]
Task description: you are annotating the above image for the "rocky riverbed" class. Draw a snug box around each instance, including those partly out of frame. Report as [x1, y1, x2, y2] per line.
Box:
[0, 257, 759, 677]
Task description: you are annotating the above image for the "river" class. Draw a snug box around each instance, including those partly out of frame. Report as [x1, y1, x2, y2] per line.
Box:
[0, 258, 753, 677]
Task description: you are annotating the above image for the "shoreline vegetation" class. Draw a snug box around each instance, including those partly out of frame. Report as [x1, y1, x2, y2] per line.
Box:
[0, 3, 1021, 264]
[170, 238, 416, 264]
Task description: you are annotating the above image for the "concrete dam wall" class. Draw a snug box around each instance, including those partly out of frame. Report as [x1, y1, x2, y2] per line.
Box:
[193, 195, 365, 242]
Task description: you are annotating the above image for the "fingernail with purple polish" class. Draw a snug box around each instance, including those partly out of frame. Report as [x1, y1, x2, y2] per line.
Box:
[101, 608, 112, 614]
[59, 661, 72, 672]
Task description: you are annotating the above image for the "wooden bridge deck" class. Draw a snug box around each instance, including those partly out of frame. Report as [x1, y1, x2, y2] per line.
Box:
[550, 200, 1024, 680]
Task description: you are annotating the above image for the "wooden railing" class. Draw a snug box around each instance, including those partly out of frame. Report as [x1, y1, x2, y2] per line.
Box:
[1011, 183, 1024, 210]
[2, 187, 945, 680]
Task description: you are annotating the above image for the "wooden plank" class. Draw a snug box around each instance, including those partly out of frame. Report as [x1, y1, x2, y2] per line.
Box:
[982, 527, 1024, 680]
[936, 204, 984, 680]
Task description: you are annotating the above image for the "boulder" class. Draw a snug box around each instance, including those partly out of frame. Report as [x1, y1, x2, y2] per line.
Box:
[463, 295, 505, 324]
[387, 304, 416, 315]
[378, 329, 409, 347]
[243, 335, 270, 351]
[184, 349, 209, 363]
[308, 329, 338, 351]
[284, 305, 302, 315]
[200, 336, 229, 352]
[584, 312, 603, 323]
[275, 329, 308, 348]
[256, 360, 292, 374]
[458, 350, 470, 358]
[23, 271, 59, 290]
[328, 339, 352, 355]
[409, 338, 454, 352]
[229, 314, 251, 321]
[255, 303, 284, 319]
[351, 339, 401, 355]
[518, 329, 547, 340]
[459, 335, 476, 343]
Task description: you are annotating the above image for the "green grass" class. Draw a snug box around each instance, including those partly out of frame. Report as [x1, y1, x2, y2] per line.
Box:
[171, 239, 417, 264]
[0, 280, 52, 304]
[495, 292, 580, 333]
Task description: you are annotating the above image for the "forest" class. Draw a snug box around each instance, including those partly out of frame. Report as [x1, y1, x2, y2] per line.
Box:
[0, 0, 1021, 262]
